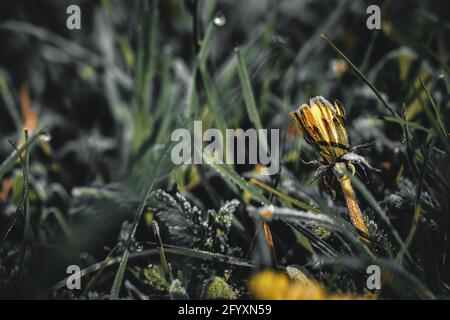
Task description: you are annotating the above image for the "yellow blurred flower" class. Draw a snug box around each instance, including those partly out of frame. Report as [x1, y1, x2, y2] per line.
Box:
[249, 269, 374, 300]
[249, 269, 325, 300]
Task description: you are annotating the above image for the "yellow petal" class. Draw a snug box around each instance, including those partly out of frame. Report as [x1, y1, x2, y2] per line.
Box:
[290, 96, 350, 165]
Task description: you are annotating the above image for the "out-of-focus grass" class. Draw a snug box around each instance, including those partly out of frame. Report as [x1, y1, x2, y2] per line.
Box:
[0, 0, 448, 299]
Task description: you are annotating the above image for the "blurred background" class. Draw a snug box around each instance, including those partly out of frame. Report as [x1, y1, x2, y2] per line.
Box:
[0, 0, 449, 299]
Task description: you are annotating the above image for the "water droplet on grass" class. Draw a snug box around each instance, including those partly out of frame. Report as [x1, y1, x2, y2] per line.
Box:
[213, 13, 226, 27]
[40, 132, 52, 142]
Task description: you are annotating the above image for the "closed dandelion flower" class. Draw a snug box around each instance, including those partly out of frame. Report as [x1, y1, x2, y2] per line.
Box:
[290, 96, 349, 165]
[290, 96, 380, 238]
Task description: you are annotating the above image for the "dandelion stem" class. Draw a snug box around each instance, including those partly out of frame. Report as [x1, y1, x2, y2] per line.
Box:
[339, 176, 369, 237]
[262, 221, 277, 268]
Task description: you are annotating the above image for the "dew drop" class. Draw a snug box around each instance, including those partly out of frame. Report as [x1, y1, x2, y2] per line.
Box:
[260, 204, 274, 219]
[40, 132, 52, 142]
[213, 13, 226, 27]
[271, 34, 288, 45]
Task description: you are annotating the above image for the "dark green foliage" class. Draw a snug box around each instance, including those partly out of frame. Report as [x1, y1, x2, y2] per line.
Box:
[0, 0, 449, 299]
[150, 190, 239, 256]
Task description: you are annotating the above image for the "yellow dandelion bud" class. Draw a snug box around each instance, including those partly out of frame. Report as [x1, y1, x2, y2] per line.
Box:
[289, 96, 379, 240]
[290, 96, 349, 165]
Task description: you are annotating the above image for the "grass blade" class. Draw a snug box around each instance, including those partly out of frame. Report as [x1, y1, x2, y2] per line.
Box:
[110, 248, 130, 296]
[152, 221, 173, 282]
[132, 0, 159, 153]
[204, 158, 267, 204]
[199, 65, 228, 135]
[267, 206, 337, 228]
[419, 78, 449, 153]
[250, 178, 320, 213]
[347, 171, 410, 260]
[83, 245, 119, 296]
[110, 141, 173, 297]
[161, 244, 253, 268]
[265, 206, 374, 258]
[397, 139, 435, 261]
[381, 116, 432, 133]
[236, 47, 267, 153]
[186, 16, 216, 117]
[18, 130, 34, 280]
[0, 129, 43, 180]
[198, 22, 215, 66]
[52, 249, 158, 292]
[321, 34, 399, 118]
[0, 72, 23, 132]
